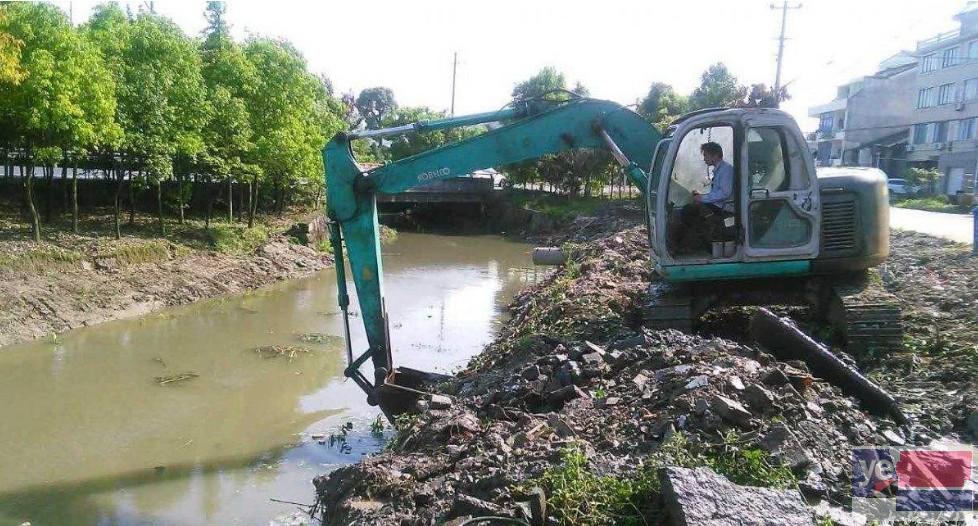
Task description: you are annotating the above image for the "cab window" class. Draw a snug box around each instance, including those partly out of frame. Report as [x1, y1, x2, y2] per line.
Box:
[667, 125, 734, 207]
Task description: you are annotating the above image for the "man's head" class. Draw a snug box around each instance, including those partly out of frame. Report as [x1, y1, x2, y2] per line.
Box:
[701, 142, 723, 167]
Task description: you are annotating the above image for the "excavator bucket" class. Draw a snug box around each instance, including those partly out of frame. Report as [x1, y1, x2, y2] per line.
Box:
[376, 367, 452, 417]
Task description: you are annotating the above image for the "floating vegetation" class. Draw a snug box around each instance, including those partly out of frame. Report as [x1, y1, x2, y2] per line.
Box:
[295, 332, 336, 344]
[370, 415, 385, 439]
[254, 345, 310, 362]
[155, 371, 199, 385]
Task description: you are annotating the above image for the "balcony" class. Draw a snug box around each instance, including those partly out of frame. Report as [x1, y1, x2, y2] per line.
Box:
[917, 29, 960, 51]
[816, 129, 844, 141]
[808, 98, 847, 117]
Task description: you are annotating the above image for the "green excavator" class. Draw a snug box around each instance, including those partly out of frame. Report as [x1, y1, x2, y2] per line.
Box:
[323, 95, 901, 415]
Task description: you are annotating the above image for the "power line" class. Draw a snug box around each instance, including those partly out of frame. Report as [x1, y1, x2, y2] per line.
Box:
[771, 1, 802, 103]
[450, 52, 458, 117]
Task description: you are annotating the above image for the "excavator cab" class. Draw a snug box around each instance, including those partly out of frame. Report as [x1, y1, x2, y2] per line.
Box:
[647, 108, 821, 281]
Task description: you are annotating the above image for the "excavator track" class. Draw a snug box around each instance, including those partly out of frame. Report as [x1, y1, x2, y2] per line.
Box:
[828, 270, 904, 353]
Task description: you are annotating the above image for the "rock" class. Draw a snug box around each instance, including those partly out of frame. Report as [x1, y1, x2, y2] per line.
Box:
[601, 396, 621, 407]
[430, 394, 453, 410]
[659, 466, 813, 526]
[759, 425, 795, 453]
[547, 385, 585, 405]
[882, 429, 906, 445]
[581, 352, 604, 366]
[693, 398, 710, 416]
[967, 411, 978, 437]
[761, 368, 790, 386]
[522, 365, 541, 381]
[584, 340, 606, 354]
[710, 395, 752, 427]
[556, 361, 581, 387]
[685, 375, 709, 391]
[632, 372, 650, 390]
[547, 414, 576, 438]
[447, 493, 506, 519]
[609, 334, 648, 350]
[727, 376, 745, 391]
[743, 384, 775, 410]
[525, 486, 547, 526]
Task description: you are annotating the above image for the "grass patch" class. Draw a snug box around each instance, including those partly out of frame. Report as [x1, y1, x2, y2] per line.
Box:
[532, 433, 795, 526]
[208, 224, 270, 255]
[104, 240, 178, 267]
[509, 192, 635, 222]
[0, 246, 85, 273]
[892, 195, 973, 214]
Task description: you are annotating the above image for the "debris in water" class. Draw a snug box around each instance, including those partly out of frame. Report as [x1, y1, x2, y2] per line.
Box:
[154, 372, 199, 385]
[296, 332, 336, 344]
[255, 345, 310, 362]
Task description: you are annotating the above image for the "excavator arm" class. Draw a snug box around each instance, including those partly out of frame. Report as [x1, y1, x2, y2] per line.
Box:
[323, 97, 661, 414]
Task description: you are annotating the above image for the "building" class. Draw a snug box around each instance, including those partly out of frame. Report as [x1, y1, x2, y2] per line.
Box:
[906, 4, 978, 197]
[808, 53, 917, 178]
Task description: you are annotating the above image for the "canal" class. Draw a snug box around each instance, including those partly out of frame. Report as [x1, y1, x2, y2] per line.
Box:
[0, 232, 533, 526]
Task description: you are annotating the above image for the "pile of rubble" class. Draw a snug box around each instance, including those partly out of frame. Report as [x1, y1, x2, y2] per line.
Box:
[313, 220, 921, 525]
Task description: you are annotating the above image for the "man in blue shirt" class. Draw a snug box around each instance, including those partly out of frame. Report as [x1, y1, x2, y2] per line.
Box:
[694, 142, 734, 213]
[673, 141, 736, 254]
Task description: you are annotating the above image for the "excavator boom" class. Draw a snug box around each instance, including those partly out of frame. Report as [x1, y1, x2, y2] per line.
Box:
[323, 97, 661, 414]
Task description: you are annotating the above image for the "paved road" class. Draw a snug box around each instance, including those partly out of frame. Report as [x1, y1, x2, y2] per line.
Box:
[889, 206, 974, 244]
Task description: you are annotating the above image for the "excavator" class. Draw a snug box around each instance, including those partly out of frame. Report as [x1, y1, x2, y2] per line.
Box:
[323, 95, 901, 415]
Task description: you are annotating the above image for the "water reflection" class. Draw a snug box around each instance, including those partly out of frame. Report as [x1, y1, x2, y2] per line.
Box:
[0, 233, 531, 525]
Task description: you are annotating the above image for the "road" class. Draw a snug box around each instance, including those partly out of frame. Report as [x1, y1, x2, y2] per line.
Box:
[889, 206, 974, 244]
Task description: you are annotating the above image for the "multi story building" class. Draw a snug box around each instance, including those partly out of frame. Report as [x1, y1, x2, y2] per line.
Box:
[907, 4, 978, 196]
[808, 53, 917, 177]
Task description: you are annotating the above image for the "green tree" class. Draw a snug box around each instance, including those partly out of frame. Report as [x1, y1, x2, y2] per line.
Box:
[200, 2, 257, 224]
[638, 82, 689, 131]
[512, 66, 569, 102]
[384, 106, 482, 162]
[739, 83, 789, 108]
[688, 63, 747, 111]
[355, 87, 396, 129]
[0, 2, 119, 241]
[243, 38, 325, 216]
[118, 13, 207, 235]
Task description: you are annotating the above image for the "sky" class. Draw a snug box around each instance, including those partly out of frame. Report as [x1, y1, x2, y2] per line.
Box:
[53, 0, 970, 132]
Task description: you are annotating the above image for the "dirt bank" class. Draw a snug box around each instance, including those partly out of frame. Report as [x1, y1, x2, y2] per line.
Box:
[311, 207, 978, 526]
[0, 233, 332, 348]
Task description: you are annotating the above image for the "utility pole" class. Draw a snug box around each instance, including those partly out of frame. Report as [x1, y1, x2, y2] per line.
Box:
[771, 1, 802, 104]
[450, 52, 458, 117]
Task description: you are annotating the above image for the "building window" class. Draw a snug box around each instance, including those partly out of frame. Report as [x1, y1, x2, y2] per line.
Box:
[935, 121, 949, 142]
[913, 123, 930, 144]
[942, 46, 960, 67]
[970, 41, 978, 60]
[938, 83, 955, 105]
[819, 114, 833, 133]
[965, 79, 978, 101]
[960, 118, 977, 140]
[922, 54, 938, 72]
[917, 87, 935, 108]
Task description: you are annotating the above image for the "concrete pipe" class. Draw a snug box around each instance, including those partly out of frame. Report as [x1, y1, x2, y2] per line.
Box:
[531, 247, 567, 266]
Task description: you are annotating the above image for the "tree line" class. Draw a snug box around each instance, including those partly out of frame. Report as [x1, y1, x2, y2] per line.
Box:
[0, 1, 343, 241]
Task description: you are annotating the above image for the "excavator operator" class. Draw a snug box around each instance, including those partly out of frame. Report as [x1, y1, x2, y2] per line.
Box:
[675, 142, 735, 254]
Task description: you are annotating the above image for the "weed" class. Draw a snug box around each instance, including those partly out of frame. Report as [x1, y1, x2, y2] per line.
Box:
[0, 246, 84, 273]
[533, 444, 660, 526]
[593, 387, 607, 399]
[105, 240, 175, 267]
[328, 421, 354, 454]
[208, 223, 270, 254]
[314, 238, 333, 254]
[370, 415, 385, 438]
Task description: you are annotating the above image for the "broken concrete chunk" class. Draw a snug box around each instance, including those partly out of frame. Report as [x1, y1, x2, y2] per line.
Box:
[547, 384, 585, 405]
[584, 340, 606, 355]
[660, 466, 813, 526]
[710, 395, 752, 427]
[581, 352, 604, 366]
[727, 375, 745, 391]
[744, 384, 776, 410]
[685, 375, 709, 391]
[429, 394, 453, 410]
[547, 414, 576, 438]
[632, 372, 649, 390]
[759, 424, 796, 453]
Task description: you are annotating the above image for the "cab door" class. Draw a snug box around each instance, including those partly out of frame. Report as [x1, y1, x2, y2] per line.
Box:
[740, 114, 820, 260]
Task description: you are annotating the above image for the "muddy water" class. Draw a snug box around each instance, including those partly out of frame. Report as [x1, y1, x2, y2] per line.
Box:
[0, 232, 534, 526]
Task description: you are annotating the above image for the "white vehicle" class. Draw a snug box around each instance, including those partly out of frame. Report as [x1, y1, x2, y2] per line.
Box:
[886, 178, 921, 196]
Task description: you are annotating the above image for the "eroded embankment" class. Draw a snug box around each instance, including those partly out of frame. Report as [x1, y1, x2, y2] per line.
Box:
[0, 236, 332, 348]
[312, 207, 978, 526]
